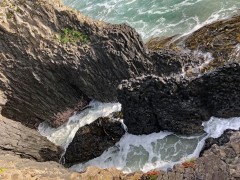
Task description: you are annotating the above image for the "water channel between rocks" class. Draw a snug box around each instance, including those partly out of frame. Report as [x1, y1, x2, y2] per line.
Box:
[38, 101, 240, 173]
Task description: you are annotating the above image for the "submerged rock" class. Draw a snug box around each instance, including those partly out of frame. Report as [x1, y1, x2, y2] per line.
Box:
[118, 63, 240, 135]
[63, 112, 125, 166]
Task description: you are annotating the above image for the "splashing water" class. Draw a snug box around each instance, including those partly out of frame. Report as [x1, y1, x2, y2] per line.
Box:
[39, 101, 240, 173]
[38, 101, 121, 149]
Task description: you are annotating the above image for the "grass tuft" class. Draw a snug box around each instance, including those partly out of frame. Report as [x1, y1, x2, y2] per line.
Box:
[60, 28, 88, 44]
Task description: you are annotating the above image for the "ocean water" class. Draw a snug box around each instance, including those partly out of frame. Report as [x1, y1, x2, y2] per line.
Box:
[63, 0, 240, 41]
[39, 101, 240, 173]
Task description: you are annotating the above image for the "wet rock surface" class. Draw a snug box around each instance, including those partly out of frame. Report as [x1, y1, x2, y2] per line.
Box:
[118, 63, 240, 135]
[200, 129, 239, 156]
[119, 14, 240, 136]
[185, 15, 240, 64]
[146, 15, 240, 76]
[63, 112, 125, 166]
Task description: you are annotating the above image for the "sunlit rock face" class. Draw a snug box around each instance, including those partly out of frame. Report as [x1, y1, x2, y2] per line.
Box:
[0, 0, 153, 129]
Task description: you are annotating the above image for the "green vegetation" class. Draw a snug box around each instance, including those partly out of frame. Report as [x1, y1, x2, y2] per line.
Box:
[0, 0, 7, 7]
[6, 11, 14, 19]
[60, 28, 88, 44]
[16, 7, 24, 15]
[0, 168, 7, 173]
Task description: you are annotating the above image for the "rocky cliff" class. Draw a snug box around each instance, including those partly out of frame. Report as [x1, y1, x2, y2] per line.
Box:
[0, 0, 153, 129]
[0, 0, 240, 179]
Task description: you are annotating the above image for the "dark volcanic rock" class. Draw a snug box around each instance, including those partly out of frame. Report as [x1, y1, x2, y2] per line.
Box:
[149, 50, 185, 77]
[200, 129, 238, 156]
[0, 0, 152, 128]
[118, 63, 240, 135]
[149, 49, 207, 78]
[63, 112, 125, 166]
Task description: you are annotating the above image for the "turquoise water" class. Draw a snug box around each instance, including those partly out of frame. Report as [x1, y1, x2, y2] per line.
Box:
[64, 0, 240, 41]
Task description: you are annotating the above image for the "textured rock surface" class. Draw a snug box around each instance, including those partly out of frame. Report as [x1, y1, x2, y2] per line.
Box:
[200, 129, 238, 156]
[0, 153, 76, 180]
[118, 63, 240, 135]
[149, 49, 198, 77]
[63, 112, 125, 166]
[0, 0, 152, 128]
[119, 14, 240, 135]
[0, 116, 63, 162]
[185, 15, 240, 64]
[0, 153, 143, 180]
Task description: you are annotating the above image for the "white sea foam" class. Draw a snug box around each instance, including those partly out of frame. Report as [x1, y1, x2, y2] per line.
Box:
[39, 101, 240, 173]
[38, 101, 121, 149]
[70, 116, 240, 173]
[203, 117, 240, 138]
[70, 132, 206, 173]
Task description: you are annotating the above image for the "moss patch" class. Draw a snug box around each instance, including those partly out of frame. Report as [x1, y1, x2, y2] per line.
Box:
[60, 28, 88, 44]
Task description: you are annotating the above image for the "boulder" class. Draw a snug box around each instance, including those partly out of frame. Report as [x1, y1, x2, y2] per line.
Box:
[63, 112, 125, 166]
[118, 63, 240, 135]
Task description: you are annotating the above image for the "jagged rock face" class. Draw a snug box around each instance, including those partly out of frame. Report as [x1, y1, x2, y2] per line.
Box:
[63, 112, 125, 166]
[149, 50, 186, 77]
[118, 63, 240, 135]
[0, 0, 152, 128]
[0, 154, 143, 180]
[0, 116, 63, 162]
